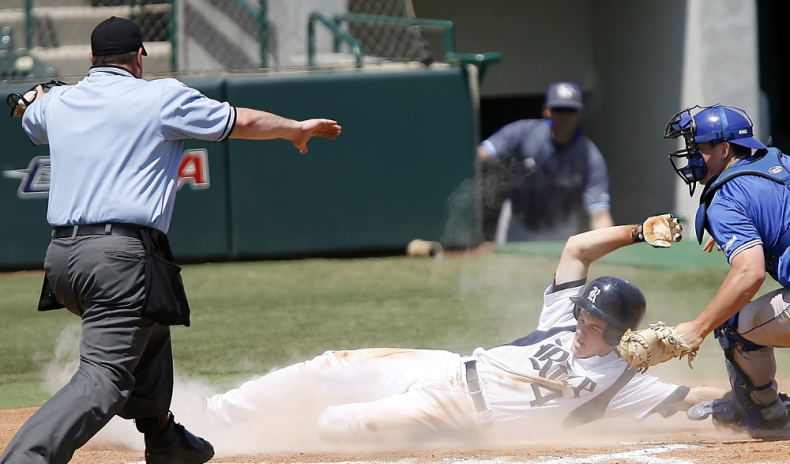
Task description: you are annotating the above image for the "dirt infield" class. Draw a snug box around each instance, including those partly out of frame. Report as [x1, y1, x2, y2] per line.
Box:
[3, 407, 790, 464]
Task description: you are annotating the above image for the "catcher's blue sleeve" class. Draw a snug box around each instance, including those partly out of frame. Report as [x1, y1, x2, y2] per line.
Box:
[707, 174, 790, 286]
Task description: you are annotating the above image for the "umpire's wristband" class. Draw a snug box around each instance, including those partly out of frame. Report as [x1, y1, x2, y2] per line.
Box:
[631, 224, 645, 243]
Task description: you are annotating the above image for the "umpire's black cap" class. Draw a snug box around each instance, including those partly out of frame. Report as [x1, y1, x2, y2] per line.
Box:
[91, 17, 148, 56]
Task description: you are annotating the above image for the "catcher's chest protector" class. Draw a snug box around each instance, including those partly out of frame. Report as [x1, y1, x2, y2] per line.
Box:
[695, 147, 790, 264]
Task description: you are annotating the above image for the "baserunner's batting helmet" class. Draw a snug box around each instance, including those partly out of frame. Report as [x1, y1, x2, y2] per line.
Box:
[664, 104, 768, 195]
[571, 276, 647, 346]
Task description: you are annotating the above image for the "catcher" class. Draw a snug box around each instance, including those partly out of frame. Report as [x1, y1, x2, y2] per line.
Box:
[201, 215, 727, 447]
[659, 105, 790, 437]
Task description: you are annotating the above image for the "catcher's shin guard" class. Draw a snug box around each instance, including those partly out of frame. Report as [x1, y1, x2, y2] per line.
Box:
[714, 317, 785, 431]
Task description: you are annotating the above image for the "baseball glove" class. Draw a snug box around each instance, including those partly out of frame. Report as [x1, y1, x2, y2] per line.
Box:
[6, 79, 67, 118]
[617, 321, 698, 372]
[631, 214, 682, 248]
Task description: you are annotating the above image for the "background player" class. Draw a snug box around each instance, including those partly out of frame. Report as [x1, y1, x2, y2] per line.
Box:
[478, 81, 614, 243]
[201, 215, 726, 448]
[665, 105, 790, 436]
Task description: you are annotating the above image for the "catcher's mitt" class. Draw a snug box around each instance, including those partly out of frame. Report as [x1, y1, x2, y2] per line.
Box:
[617, 321, 698, 372]
[6, 79, 67, 118]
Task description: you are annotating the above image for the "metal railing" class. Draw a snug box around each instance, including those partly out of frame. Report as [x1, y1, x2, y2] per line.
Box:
[24, 0, 32, 50]
[222, 0, 268, 69]
[308, 12, 363, 68]
[308, 12, 501, 78]
[167, 0, 176, 71]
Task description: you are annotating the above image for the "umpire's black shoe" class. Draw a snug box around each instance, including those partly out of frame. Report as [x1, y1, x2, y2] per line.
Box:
[145, 415, 215, 464]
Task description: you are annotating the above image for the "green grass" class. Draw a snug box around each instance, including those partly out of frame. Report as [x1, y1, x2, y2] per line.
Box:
[1, 251, 788, 408]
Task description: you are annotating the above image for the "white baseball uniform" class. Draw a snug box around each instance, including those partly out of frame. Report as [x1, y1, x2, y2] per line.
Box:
[206, 282, 688, 442]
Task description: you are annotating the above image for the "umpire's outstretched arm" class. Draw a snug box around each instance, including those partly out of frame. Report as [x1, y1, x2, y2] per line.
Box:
[230, 107, 341, 154]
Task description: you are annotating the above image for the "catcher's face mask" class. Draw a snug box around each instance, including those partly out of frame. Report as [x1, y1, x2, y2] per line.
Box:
[6, 91, 36, 118]
[5, 80, 67, 118]
[664, 106, 708, 196]
[665, 104, 768, 196]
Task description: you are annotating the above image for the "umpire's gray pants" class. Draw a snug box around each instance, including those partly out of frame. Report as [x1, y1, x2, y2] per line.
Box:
[0, 234, 174, 464]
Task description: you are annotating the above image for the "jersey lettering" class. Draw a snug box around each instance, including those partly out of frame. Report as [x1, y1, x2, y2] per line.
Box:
[570, 377, 597, 397]
[528, 338, 596, 406]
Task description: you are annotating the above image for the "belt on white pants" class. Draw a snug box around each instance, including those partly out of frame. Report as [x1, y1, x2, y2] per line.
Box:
[463, 359, 493, 424]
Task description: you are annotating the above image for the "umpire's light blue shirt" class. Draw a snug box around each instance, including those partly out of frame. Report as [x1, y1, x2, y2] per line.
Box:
[23, 67, 236, 233]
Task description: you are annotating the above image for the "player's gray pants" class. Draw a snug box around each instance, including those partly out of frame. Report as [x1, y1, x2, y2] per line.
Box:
[495, 199, 578, 243]
[0, 235, 174, 464]
[730, 287, 790, 420]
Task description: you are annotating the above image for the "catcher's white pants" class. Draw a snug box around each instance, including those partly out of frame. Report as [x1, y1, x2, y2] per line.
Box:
[205, 348, 479, 442]
[733, 287, 790, 416]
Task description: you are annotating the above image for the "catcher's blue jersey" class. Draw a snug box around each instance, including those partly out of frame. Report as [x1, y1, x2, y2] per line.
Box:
[706, 154, 790, 286]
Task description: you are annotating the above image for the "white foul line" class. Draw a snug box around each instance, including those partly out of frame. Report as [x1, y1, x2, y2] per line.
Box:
[126, 443, 701, 464]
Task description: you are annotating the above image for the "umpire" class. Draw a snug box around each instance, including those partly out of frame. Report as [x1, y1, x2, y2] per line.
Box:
[1, 16, 341, 464]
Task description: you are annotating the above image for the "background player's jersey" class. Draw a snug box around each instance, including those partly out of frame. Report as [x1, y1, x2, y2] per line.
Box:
[706, 156, 790, 286]
[472, 283, 687, 427]
[480, 119, 610, 230]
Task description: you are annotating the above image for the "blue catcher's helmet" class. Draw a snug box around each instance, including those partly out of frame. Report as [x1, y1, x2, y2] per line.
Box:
[571, 276, 647, 346]
[664, 104, 768, 196]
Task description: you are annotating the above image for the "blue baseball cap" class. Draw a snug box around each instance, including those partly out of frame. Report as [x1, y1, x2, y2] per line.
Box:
[545, 82, 584, 110]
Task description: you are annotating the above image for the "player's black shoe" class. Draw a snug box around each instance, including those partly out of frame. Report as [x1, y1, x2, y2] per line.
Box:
[747, 393, 790, 439]
[144, 414, 215, 464]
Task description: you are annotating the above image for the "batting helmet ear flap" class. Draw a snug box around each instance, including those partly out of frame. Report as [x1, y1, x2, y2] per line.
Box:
[570, 276, 647, 346]
[602, 323, 626, 346]
[572, 306, 622, 346]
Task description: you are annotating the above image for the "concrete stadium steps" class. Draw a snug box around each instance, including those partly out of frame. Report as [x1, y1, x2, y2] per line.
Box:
[0, 5, 170, 47]
[4, 0, 88, 8]
[0, 0, 257, 76]
[30, 41, 172, 78]
[0, 4, 172, 78]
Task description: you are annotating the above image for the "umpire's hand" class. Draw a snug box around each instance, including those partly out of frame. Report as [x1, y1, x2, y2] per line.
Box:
[291, 119, 342, 154]
[230, 108, 342, 153]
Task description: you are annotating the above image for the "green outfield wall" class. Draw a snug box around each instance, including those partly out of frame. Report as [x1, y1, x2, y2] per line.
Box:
[0, 65, 480, 270]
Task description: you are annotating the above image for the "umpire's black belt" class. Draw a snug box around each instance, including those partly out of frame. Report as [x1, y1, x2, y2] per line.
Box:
[52, 223, 146, 240]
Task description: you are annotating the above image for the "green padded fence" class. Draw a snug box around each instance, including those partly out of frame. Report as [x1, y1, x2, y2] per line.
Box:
[0, 64, 480, 270]
[224, 66, 480, 259]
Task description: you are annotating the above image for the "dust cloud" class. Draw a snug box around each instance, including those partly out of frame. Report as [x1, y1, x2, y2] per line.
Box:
[41, 329, 433, 456]
[37, 257, 723, 457]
